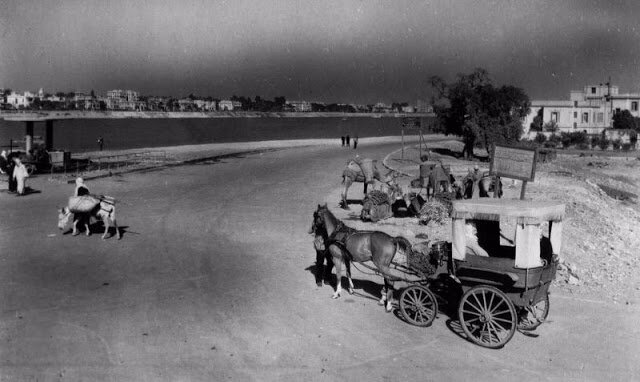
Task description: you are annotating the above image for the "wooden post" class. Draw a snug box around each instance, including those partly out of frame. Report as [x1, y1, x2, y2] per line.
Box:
[45, 119, 54, 150]
[520, 181, 528, 200]
[401, 128, 404, 159]
[25, 121, 34, 153]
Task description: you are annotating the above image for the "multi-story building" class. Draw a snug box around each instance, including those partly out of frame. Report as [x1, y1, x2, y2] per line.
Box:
[218, 100, 242, 111]
[524, 84, 640, 135]
[286, 100, 312, 112]
[6, 91, 34, 108]
[106, 89, 139, 110]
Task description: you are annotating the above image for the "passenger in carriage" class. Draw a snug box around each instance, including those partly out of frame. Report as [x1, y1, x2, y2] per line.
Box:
[464, 221, 489, 257]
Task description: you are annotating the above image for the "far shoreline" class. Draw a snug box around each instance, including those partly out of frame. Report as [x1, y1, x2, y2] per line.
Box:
[0, 110, 434, 121]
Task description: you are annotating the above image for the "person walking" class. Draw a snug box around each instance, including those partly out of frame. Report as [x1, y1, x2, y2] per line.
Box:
[0, 150, 8, 190]
[346, 135, 350, 148]
[313, 226, 334, 287]
[12, 157, 29, 196]
[74, 177, 90, 196]
[6, 152, 17, 193]
[341, 136, 345, 147]
[353, 135, 358, 149]
[97, 136, 104, 151]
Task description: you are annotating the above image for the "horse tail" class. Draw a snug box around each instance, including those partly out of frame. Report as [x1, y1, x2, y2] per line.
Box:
[393, 236, 413, 259]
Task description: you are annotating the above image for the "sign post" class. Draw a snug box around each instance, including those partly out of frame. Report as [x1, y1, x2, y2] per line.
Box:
[489, 145, 538, 200]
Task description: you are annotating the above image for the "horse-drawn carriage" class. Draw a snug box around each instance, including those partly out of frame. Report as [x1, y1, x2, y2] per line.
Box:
[312, 198, 564, 348]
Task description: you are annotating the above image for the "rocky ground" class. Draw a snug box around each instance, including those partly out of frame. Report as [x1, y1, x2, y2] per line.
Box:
[328, 140, 640, 305]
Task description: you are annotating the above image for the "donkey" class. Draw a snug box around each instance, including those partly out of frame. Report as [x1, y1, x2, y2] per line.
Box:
[58, 199, 121, 240]
[311, 204, 413, 312]
[341, 158, 399, 209]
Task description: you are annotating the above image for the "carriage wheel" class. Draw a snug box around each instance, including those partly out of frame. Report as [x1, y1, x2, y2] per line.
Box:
[458, 285, 516, 348]
[518, 293, 550, 331]
[399, 285, 438, 327]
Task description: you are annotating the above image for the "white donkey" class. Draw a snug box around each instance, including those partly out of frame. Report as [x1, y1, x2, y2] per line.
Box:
[58, 198, 121, 240]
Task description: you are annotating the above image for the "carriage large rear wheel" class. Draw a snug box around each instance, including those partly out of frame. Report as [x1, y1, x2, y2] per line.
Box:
[458, 285, 516, 348]
[518, 293, 550, 331]
[399, 285, 438, 327]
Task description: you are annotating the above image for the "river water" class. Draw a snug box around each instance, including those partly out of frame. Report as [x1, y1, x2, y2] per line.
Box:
[0, 116, 433, 152]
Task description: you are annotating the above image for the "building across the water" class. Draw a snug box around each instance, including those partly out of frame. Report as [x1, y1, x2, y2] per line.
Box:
[524, 84, 640, 135]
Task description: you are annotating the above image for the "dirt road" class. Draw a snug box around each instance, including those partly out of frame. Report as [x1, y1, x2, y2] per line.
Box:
[0, 142, 638, 381]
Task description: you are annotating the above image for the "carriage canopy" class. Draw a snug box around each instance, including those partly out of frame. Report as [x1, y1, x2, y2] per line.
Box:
[451, 199, 565, 269]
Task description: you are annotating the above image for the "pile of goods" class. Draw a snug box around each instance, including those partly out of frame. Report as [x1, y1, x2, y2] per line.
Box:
[361, 190, 392, 222]
[418, 199, 450, 225]
[407, 240, 451, 276]
[68, 195, 100, 213]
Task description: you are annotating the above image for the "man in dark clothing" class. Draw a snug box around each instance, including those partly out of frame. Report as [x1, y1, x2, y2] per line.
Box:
[353, 136, 358, 149]
[313, 229, 334, 287]
[341, 136, 345, 146]
[4, 152, 17, 193]
[346, 135, 350, 147]
[98, 136, 104, 151]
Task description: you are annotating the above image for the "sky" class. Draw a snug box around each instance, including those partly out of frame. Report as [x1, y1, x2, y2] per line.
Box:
[2, 0, 640, 104]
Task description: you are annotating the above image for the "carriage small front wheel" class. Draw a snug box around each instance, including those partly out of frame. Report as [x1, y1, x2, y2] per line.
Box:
[399, 285, 438, 327]
[458, 285, 516, 348]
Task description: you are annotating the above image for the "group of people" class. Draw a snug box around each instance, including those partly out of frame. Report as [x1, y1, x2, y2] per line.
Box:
[0, 150, 30, 196]
[340, 135, 358, 149]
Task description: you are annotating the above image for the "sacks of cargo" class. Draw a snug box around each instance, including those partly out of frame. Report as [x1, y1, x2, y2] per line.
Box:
[68, 195, 100, 213]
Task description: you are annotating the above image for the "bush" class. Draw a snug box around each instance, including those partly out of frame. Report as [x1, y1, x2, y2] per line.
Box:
[543, 121, 559, 133]
[590, 136, 599, 149]
[534, 132, 547, 144]
[560, 131, 588, 148]
[577, 142, 590, 150]
[612, 139, 622, 150]
[622, 143, 632, 151]
[598, 137, 610, 150]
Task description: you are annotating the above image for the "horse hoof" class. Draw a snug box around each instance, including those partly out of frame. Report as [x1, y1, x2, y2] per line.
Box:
[386, 304, 393, 313]
[332, 293, 341, 299]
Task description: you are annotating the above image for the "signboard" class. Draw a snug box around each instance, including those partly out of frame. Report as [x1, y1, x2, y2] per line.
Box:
[489, 145, 538, 182]
[401, 117, 421, 129]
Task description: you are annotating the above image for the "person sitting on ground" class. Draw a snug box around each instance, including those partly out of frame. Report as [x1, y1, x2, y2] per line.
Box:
[74, 177, 90, 197]
[465, 221, 489, 257]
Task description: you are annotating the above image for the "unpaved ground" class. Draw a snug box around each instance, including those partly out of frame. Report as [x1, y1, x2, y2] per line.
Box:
[334, 140, 640, 305]
[0, 138, 638, 381]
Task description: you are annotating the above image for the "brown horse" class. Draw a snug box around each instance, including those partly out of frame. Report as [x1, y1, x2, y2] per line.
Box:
[311, 204, 413, 312]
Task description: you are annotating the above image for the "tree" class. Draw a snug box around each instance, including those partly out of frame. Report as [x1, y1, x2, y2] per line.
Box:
[612, 110, 636, 130]
[430, 68, 530, 158]
[530, 108, 543, 131]
[542, 120, 559, 133]
[534, 132, 547, 144]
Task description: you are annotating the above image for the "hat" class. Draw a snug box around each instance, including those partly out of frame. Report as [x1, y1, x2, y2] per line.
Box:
[75, 177, 85, 186]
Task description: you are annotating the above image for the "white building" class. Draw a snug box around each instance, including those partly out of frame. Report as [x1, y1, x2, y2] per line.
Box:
[6, 91, 34, 108]
[524, 84, 640, 135]
[286, 100, 312, 112]
[218, 100, 242, 111]
[106, 89, 139, 110]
